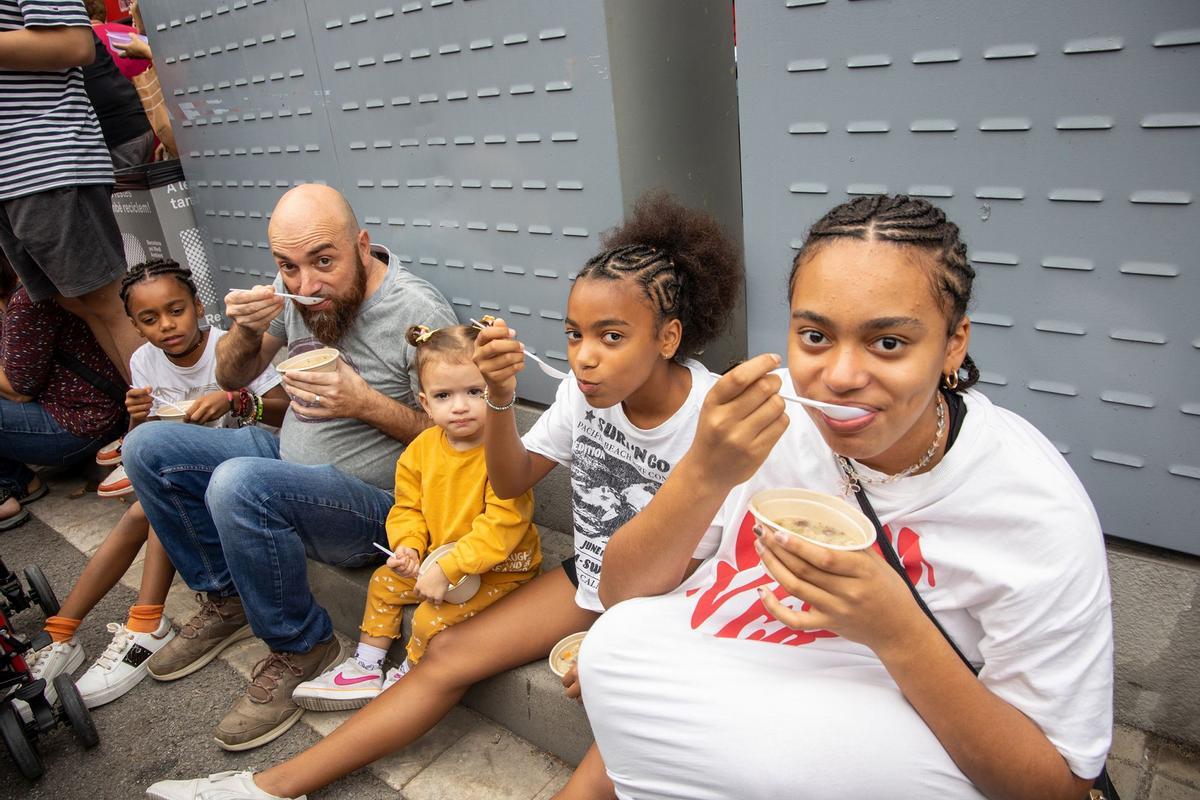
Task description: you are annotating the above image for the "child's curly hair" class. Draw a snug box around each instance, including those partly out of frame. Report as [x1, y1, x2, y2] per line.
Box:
[577, 190, 742, 360]
[405, 324, 480, 380]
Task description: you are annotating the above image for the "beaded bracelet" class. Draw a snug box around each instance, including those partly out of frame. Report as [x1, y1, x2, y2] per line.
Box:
[483, 389, 516, 412]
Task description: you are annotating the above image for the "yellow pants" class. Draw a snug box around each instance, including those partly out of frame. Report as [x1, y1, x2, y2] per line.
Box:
[359, 565, 535, 664]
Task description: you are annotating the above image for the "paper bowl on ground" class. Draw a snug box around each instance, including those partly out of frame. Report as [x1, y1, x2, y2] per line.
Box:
[748, 488, 875, 551]
[276, 347, 340, 374]
[548, 632, 587, 678]
[419, 543, 480, 604]
[157, 399, 193, 423]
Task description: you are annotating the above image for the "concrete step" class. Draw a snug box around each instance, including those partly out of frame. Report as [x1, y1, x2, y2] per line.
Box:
[306, 520, 593, 767]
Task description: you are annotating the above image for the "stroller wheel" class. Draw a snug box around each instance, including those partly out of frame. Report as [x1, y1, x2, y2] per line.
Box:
[53, 675, 99, 748]
[22, 567, 59, 618]
[0, 703, 44, 779]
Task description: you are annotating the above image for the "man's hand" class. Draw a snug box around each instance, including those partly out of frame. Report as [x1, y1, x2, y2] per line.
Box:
[224, 285, 284, 337]
[126, 386, 153, 423]
[281, 357, 372, 421]
[386, 547, 421, 579]
[415, 562, 449, 604]
[185, 390, 232, 425]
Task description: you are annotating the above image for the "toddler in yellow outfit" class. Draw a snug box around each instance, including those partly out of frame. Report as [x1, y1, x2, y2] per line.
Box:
[293, 324, 540, 711]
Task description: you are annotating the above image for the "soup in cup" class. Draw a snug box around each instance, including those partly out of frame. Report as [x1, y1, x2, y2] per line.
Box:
[276, 347, 340, 374]
[748, 488, 875, 551]
[157, 399, 194, 423]
[548, 631, 587, 678]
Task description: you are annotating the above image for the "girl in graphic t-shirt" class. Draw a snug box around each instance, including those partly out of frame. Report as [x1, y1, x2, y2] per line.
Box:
[145, 191, 743, 800]
[586, 196, 1114, 799]
[29, 260, 287, 714]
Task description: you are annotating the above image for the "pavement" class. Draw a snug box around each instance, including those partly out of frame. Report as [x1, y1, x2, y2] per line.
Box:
[3, 470, 1199, 800]
[0, 474, 571, 800]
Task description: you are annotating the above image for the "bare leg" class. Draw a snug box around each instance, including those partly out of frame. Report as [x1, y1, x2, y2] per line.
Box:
[135, 526, 176, 606]
[57, 279, 140, 383]
[56, 502, 150, 621]
[255, 568, 597, 797]
[553, 744, 615, 800]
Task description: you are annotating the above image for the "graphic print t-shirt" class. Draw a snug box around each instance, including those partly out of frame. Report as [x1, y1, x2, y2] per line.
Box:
[522, 359, 716, 612]
[670, 379, 1113, 781]
[129, 327, 280, 427]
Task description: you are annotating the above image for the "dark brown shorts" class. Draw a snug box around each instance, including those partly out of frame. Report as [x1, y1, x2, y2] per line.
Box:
[0, 184, 125, 302]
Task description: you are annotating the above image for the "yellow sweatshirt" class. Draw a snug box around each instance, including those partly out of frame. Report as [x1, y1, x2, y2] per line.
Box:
[386, 426, 541, 585]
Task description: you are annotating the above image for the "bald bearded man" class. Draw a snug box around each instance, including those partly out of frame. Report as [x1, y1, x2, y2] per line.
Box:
[121, 185, 456, 751]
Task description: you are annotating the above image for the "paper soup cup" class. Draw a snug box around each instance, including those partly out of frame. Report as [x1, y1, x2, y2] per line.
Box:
[419, 543, 480, 604]
[276, 347, 340, 374]
[748, 488, 875, 551]
[548, 632, 587, 678]
[157, 399, 193, 423]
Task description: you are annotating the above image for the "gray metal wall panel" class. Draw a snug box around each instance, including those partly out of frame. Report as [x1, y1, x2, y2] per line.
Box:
[736, 1, 1200, 553]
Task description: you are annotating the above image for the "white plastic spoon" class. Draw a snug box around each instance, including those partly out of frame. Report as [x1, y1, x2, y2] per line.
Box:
[469, 318, 569, 381]
[273, 291, 324, 306]
[779, 393, 871, 421]
[702, 370, 869, 421]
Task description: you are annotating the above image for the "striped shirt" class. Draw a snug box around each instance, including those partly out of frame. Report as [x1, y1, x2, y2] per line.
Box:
[0, 0, 113, 201]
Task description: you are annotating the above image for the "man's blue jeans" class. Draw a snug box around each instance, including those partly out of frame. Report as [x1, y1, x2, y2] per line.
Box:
[0, 397, 119, 492]
[122, 422, 392, 653]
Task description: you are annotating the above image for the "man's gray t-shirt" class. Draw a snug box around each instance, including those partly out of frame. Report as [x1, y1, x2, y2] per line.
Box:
[268, 244, 456, 489]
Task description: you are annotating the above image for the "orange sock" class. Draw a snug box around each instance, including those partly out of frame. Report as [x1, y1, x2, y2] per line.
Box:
[44, 615, 82, 643]
[126, 603, 164, 634]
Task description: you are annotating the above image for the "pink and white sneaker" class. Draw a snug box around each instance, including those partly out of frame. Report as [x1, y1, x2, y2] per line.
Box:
[290, 656, 382, 711]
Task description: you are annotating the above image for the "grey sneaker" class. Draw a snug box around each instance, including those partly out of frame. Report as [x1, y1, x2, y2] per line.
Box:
[147, 594, 252, 682]
[213, 636, 344, 752]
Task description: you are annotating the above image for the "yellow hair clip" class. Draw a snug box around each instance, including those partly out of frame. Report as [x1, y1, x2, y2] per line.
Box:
[413, 325, 435, 344]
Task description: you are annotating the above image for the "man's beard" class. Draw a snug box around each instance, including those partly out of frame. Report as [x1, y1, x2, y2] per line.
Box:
[298, 255, 368, 345]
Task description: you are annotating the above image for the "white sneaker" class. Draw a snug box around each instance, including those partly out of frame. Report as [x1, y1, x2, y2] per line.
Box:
[290, 656, 382, 712]
[381, 659, 410, 692]
[77, 617, 175, 708]
[145, 770, 304, 800]
[13, 637, 86, 720]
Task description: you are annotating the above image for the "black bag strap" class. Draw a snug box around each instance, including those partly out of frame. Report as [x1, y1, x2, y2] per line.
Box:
[54, 347, 127, 404]
[850, 479, 1119, 800]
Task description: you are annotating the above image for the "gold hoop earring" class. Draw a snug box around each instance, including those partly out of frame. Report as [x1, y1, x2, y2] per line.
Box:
[943, 370, 960, 390]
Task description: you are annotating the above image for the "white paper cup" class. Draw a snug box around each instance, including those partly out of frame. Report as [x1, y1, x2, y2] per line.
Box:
[548, 632, 587, 678]
[157, 399, 193, 423]
[419, 543, 480, 604]
[276, 347, 340, 374]
[748, 488, 875, 551]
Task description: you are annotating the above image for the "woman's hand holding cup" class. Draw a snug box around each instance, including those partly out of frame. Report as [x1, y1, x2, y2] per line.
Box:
[472, 318, 524, 405]
[754, 526, 922, 656]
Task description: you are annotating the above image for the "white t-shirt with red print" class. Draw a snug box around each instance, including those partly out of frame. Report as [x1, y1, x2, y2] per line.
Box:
[581, 382, 1113, 800]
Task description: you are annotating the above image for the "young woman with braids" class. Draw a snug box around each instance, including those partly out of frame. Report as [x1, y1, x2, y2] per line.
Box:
[584, 195, 1113, 799]
[20, 259, 288, 715]
[146, 190, 743, 800]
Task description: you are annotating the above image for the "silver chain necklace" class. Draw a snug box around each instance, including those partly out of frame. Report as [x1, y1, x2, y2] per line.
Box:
[836, 393, 946, 495]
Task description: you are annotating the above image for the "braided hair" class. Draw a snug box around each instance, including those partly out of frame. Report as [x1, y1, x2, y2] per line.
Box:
[788, 195, 980, 390]
[405, 323, 479, 381]
[577, 190, 742, 361]
[120, 259, 199, 314]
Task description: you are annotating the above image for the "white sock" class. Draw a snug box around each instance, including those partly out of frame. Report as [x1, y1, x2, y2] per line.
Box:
[355, 643, 388, 671]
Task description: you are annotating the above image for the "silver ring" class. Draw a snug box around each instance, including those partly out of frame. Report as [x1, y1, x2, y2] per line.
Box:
[314, 394, 322, 406]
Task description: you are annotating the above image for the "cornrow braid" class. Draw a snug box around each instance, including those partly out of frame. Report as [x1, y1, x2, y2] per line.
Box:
[788, 195, 981, 390]
[580, 243, 685, 317]
[120, 258, 199, 314]
[577, 190, 742, 360]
